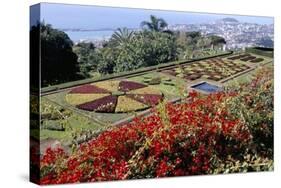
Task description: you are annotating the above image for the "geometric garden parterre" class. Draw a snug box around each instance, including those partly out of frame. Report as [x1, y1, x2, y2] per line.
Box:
[65, 80, 164, 113]
[64, 55, 258, 114]
[161, 57, 251, 81]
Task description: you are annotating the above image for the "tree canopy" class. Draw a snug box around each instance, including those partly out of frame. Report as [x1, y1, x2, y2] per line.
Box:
[32, 23, 82, 86]
[140, 15, 168, 32]
[33, 16, 227, 86]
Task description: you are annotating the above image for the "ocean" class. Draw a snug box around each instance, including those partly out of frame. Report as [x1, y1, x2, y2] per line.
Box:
[65, 30, 114, 42]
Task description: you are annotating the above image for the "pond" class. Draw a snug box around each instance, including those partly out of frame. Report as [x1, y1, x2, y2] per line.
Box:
[191, 82, 222, 93]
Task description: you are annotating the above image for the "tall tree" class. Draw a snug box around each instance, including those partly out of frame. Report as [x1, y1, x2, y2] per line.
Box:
[36, 23, 81, 86]
[140, 15, 168, 32]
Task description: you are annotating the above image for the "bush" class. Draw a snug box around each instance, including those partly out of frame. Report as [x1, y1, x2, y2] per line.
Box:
[98, 31, 178, 74]
[31, 23, 82, 87]
[225, 67, 273, 156]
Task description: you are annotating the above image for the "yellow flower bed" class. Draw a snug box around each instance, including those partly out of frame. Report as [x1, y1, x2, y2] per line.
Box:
[127, 86, 162, 95]
[65, 93, 109, 105]
[91, 80, 120, 92]
[115, 96, 148, 112]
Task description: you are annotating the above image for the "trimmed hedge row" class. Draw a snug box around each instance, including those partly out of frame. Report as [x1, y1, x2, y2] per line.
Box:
[41, 51, 232, 94]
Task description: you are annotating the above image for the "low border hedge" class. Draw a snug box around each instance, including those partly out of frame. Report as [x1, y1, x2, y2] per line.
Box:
[41, 51, 233, 95]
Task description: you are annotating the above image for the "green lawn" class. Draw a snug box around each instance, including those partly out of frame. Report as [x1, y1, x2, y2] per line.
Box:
[33, 98, 113, 143]
[37, 53, 273, 144]
[127, 72, 188, 99]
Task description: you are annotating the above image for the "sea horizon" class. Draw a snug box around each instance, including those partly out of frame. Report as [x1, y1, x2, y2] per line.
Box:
[33, 3, 274, 42]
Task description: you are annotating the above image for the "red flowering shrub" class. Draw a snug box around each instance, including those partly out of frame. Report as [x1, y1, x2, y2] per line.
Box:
[225, 67, 273, 156]
[39, 91, 253, 184]
[39, 67, 273, 184]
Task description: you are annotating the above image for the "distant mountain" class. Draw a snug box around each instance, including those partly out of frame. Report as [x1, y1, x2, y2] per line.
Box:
[221, 18, 239, 23]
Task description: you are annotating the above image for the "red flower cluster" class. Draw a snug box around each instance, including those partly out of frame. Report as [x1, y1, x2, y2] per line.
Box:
[39, 88, 253, 184]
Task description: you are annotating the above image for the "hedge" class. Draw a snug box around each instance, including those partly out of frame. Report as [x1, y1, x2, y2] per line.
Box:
[41, 51, 233, 94]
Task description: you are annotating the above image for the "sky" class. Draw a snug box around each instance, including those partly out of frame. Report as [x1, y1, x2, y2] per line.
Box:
[33, 3, 274, 30]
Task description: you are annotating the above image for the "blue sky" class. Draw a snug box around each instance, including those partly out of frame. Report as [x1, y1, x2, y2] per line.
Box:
[35, 3, 274, 30]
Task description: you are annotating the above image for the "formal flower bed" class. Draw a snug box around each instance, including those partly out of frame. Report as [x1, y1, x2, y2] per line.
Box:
[127, 94, 164, 106]
[39, 67, 273, 184]
[65, 80, 163, 113]
[115, 96, 149, 112]
[161, 58, 250, 82]
[65, 93, 109, 105]
[70, 84, 110, 94]
[77, 95, 118, 112]
[119, 80, 147, 92]
[227, 53, 264, 63]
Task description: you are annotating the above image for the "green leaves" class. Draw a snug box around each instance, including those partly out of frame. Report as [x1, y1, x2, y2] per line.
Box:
[99, 31, 178, 74]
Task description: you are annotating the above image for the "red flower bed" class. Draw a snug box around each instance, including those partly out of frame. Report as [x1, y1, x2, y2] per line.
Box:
[127, 94, 163, 106]
[70, 84, 110, 94]
[77, 95, 118, 112]
[40, 89, 254, 184]
[119, 80, 147, 92]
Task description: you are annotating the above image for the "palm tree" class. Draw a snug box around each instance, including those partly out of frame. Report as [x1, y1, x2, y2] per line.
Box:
[110, 27, 135, 46]
[140, 15, 168, 32]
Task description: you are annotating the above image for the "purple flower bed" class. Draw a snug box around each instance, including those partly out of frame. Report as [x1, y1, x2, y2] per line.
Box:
[127, 94, 163, 106]
[70, 84, 110, 94]
[77, 95, 117, 112]
[119, 81, 147, 92]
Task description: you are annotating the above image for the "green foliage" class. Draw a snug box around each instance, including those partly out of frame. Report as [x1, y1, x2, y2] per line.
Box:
[37, 18, 227, 88]
[225, 67, 273, 156]
[34, 23, 82, 86]
[73, 42, 102, 77]
[109, 27, 135, 47]
[175, 31, 226, 60]
[97, 31, 178, 74]
[96, 47, 117, 74]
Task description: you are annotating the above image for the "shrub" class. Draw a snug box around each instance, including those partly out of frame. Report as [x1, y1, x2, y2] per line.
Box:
[39, 91, 253, 184]
[225, 67, 273, 156]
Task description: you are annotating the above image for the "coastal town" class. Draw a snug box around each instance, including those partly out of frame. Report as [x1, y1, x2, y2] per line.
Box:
[168, 18, 274, 49]
[62, 18, 273, 50]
